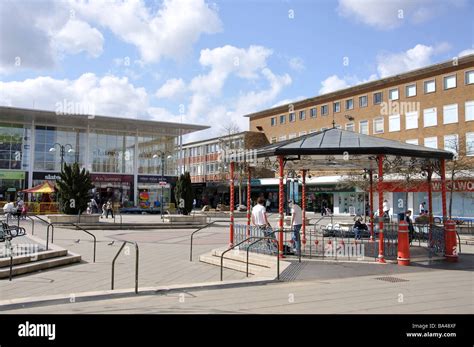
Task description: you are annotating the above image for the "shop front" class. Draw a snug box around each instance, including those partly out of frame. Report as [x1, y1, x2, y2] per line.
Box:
[0, 170, 27, 204]
[90, 174, 133, 207]
[137, 175, 175, 210]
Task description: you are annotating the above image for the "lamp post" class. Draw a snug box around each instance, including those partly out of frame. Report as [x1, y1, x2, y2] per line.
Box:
[153, 151, 172, 218]
[49, 143, 74, 170]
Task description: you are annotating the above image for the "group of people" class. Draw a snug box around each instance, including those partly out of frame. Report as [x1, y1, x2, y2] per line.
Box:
[2, 198, 28, 220]
[86, 198, 114, 218]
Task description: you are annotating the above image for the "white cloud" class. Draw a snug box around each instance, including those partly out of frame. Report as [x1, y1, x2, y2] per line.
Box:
[337, 0, 465, 29]
[72, 0, 222, 63]
[53, 20, 104, 58]
[376, 44, 435, 77]
[289, 57, 305, 72]
[155, 78, 187, 99]
[459, 48, 474, 57]
[319, 75, 350, 94]
[0, 73, 148, 118]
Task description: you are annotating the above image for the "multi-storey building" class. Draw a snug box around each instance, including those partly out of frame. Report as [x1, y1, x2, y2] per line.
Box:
[180, 131, 269, 208]
[0, 106, 207, 209]
[245, 54, 474, 217]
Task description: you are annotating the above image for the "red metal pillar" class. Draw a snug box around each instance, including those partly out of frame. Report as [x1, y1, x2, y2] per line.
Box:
[278, 156, 285, 258]
[440, 159, 447, 223]
[246, 165, 251, 237]
[301, 169, 307, 245]
[369, 169, 374, 242]
[377, 155, 386, 263]
[397, 221, 410, 266]
[444, 220, 458, 262]
[229, 161, 235, 247]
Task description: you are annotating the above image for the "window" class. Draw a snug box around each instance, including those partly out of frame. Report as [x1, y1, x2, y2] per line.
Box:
[299, 110, 306, 120]
[359, 120, 369, 134]
[424, 137, 438, 149]
[373, 92, 383, 105]
[373, 117, 384, 133]
[321, 105, 328, 115]
[444, 134, 459, 154]
[310, 108, 317, 118]
[345, 123, 355, 132]
[443, 104, 458, 124]
[444, 75, 456, 89]
[466, 133, 474, 156]
[333, 102, 340, 113]
[389, 88, 399, 100]
[389, 114, 400, 132]
[289, 133, 297, 139]
[299, 131, 307, 136]
[345, 99, 354, 110]
[289, 113, 296, 122]
[271, 137, 277, 144]
[466, 101, 474, 121]
[423, 108, 437, 127]
[280, 115, 286, 124]
[270, 117, 277, 126]
[278, 135, 287, 142]
[466, 71, 474, 85]
[406, 139, 419, 145]
[424, 79, 436, 93]
[359, 95, 368, 107]
[405, 111, 419, 129]
[406, 84, 416, 97]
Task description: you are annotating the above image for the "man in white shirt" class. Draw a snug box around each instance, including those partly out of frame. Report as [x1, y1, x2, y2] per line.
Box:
[290, 200, 303, 254]
[251, 197, 275, 252]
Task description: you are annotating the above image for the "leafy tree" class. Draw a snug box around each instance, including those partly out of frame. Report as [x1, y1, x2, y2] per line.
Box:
[174, 172, 193, 215]
[56, 163, 94, 214]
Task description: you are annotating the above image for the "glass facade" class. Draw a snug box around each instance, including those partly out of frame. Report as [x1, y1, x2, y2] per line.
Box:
[89, 130, 135, 173]
[137, 135, 176, 175]
[0, 123, 30, 170]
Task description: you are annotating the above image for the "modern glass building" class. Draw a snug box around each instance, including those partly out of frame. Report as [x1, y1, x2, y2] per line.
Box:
[0, 106, 208, 208]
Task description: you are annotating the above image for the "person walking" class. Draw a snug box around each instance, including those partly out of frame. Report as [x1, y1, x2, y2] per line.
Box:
[289, 200, 302, 254]
[251, 197, 275, 252]
[405, 210, 415, 244]
[100, 202, 107, 219]
[106, 199, 114, 219]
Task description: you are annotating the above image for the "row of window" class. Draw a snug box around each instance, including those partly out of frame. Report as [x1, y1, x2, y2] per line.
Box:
[183, 139, 245, 158]
[270, 70, 474, 127]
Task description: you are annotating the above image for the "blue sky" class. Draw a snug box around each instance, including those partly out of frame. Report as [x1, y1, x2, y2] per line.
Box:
[0, 0, 473, 141]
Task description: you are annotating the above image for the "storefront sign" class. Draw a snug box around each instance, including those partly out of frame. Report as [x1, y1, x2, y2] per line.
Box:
[0, 170, 25, 180]
[33, 172, 60, 181]
[91, 174, 133, 183]
[381, 180, 474, 193]
[307, 184, 354, 193]
[137, 175, 177, 184]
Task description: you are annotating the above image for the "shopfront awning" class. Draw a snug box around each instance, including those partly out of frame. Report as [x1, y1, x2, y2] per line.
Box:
[22, 181, 56, 194]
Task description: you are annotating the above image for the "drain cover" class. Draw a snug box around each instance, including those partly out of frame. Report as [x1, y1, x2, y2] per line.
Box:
[374, 276, 409, 283]
[280, 262, 307, 282]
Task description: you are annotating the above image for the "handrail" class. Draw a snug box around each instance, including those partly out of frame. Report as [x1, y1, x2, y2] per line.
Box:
[455, 229, 462, 254]
[245, 236, 280, 279]
[71, 223, 97, 262]
[189, 220, 228, 261]
[24, 215, 35, 235]
[220, 236, 279, 281]
[31, 215, 54, 250]
[113, 209, 123, 229]
[111, 241, 139, 294]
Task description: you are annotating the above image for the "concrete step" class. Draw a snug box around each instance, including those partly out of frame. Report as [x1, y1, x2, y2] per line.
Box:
[0, 249, 67, 268]
[59, 223, 207, 230]
[0, 253, 82, 279]
[211, 248, 277, 268]
[199, 254, 264, 275]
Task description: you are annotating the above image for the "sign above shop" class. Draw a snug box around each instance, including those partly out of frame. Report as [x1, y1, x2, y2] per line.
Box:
[91, 174, 133, 183]
[33, 172, 59, 181]
[0, 170, 25, 180]
[137, 175, 176, 184]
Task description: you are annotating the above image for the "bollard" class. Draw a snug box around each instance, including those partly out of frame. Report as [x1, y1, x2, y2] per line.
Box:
[397, 221, 410, 266]
[444, 220, 458, 262]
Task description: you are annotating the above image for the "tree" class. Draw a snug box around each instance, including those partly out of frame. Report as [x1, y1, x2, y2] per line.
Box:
[174, 172, 193, 215]
[56, 163, 94, 215]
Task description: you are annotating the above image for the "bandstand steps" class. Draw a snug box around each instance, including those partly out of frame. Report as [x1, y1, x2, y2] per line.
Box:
[211, 249, 277, 268]
[0, 249, 68, 268]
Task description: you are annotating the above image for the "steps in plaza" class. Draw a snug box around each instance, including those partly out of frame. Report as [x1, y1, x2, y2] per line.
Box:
[0, 247, 81, 279]
[199, 247, 286, 277]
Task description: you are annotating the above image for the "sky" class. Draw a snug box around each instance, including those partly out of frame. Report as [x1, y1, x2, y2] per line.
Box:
[0, 0, 473, 142]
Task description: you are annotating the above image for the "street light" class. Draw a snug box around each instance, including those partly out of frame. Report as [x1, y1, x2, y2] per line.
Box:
[153, 151, 173, 217]
[49, 143, 74, 170]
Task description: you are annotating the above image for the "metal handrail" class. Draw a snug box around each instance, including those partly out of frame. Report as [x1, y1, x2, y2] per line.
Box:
[113, 209, 123, 229]
[31, 215, 54, 250]
[111, 241, 139, 294]
[220, 236, 280, 281]
[245, 236, 280, 279]
[71, 223, 97, 262]
[189, 220, 228, 261]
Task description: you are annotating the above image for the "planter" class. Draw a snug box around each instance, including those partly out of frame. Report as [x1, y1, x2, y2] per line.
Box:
[46, 214, 100, 224]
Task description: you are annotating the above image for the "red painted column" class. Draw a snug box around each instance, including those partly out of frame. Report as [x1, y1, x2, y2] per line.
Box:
[369, 169, 374, 242]
[301, 169, 307, 245]
[278, 156, 285, 258]
[229, 161, 235, 247]
[444, 220, 458, 262]
[440, 159, 447, 223]
[377, 155, 386, 263]
[246, 165, 251, 237]
[397, 221, 410, 266]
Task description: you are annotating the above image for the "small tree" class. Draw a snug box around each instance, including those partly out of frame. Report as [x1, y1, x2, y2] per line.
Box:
[56, 163, 94, 214]
[174, 172, 193, 215]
